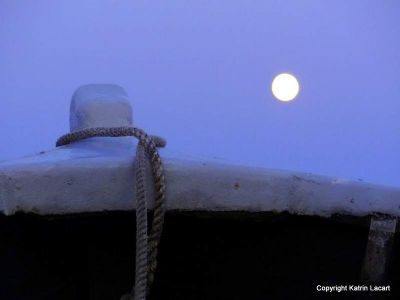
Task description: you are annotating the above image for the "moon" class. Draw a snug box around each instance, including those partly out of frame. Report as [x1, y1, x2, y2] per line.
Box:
[271, 73, 300, 102]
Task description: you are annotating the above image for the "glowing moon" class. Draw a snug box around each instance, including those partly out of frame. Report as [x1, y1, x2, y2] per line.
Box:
[271, 73, 300, 102]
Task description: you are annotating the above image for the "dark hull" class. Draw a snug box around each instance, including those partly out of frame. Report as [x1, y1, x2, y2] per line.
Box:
[0, 212, 396, 299]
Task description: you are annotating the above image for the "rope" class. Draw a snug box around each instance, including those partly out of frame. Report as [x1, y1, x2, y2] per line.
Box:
[56, 126, 167, 300]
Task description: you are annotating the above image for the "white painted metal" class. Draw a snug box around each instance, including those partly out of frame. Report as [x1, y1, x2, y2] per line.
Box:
[70, 84, 133, 132]
[0, 137, 399, 217]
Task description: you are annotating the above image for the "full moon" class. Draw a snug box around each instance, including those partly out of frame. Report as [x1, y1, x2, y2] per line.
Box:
[271, 73, 300, 102]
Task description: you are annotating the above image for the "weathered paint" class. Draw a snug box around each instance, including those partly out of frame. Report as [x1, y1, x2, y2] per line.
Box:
[70, 84, 133, 132]
[0, 136, 400, 217]
[361, 217, 397, 283]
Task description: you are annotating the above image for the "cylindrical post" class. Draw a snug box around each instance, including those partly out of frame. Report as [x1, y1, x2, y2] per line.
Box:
[70, 84, 133, 132]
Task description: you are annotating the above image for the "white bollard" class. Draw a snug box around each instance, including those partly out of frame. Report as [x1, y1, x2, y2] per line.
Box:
[69, 84, 133, 132]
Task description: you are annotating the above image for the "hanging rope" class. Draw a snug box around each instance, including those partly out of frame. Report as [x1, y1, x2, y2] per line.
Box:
[56, 126, 167, 300]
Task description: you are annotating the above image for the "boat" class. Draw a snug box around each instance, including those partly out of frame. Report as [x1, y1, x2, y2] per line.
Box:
[0, 84, 398, 299]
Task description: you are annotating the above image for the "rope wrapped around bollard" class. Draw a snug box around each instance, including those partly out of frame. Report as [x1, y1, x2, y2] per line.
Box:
[56, 126, 167, 300]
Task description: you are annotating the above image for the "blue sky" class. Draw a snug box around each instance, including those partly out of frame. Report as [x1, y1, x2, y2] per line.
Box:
[1, 1, 399, 186]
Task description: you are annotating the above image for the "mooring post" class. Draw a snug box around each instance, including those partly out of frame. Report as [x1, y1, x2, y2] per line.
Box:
[70, 84, 133, 131]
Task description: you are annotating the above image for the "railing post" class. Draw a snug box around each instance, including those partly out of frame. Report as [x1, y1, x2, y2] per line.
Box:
[360, 216, 396, 293]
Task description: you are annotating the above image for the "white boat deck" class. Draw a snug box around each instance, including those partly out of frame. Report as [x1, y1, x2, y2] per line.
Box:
[1, 136, 399, 217]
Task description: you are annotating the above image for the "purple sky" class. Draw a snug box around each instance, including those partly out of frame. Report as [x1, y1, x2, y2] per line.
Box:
[1, 1, 399, 186]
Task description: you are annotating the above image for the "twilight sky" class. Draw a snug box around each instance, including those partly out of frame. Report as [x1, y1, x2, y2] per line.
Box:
[1, 1, 399, 186]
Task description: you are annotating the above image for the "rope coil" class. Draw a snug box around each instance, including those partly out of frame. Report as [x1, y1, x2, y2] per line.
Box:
[56, 126, 167, 300]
